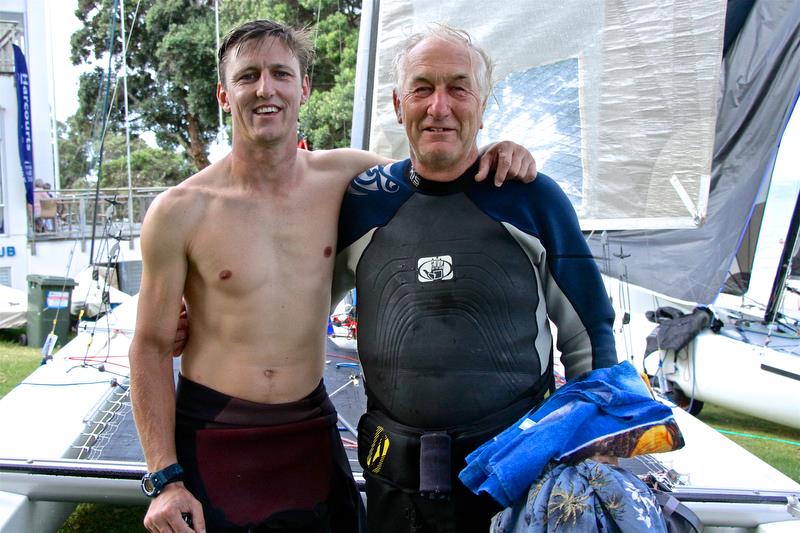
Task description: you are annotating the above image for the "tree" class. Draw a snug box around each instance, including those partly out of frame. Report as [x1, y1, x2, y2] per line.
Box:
[57, 117, 91, 189]
[72, 0, 220, 171]
[70, 0, 362, 175]
[57, 119, 192, 189]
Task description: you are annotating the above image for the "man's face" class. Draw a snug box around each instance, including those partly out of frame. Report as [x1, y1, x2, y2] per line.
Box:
[217, 37, 310, 147]
[393, 37, 486, 177]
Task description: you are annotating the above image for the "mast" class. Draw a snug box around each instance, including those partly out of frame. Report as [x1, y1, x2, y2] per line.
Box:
[764, 189, 800, 324]
[350, 0, 379, 150]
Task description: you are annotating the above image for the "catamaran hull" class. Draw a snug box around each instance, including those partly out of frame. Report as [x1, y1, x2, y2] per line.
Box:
[652, 332, 800, 430]
[606, 276, 800, 430]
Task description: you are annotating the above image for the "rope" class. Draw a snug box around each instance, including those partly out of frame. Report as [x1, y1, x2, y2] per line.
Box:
[715, 428, 800, 447]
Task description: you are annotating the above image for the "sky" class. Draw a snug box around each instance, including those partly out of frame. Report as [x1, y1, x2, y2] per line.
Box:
[46, 0, 83, 123]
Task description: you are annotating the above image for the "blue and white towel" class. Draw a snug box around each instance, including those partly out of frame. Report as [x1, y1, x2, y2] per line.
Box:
[459, 361, 676, 507]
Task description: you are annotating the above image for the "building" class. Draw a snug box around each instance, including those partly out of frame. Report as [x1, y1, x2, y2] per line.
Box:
[0, 1, 146, 294]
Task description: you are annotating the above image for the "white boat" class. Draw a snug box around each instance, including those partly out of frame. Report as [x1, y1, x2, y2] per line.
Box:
[0, 285, 26, 330]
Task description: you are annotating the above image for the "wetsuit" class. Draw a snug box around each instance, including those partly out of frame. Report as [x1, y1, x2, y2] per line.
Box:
[332, 159, 616, 533]
[175, 376, 363, 532]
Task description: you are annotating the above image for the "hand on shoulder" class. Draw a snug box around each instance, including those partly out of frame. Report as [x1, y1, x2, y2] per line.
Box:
[476, 141, 538, 186]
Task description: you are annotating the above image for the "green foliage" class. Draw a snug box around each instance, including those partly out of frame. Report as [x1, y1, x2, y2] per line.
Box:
[59, 503, 146, 533]
[57, 120, 191, 189]
[300, 71, 355, 149]
[57, 118, 92, 189]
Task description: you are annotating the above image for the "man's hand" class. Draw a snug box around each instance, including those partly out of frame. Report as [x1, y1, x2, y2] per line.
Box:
[143, 483, 206, 533]
[476, 141, 538, 186]
[172, 302, 188, 357]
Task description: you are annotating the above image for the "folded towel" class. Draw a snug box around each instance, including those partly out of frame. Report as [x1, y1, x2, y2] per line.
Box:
[459, 361, 682, 507]
[489, 460, 668, 532]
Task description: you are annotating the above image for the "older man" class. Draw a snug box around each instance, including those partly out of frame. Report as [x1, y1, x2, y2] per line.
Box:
[332, 25, 617, 532]
[133, 19, 536, 533]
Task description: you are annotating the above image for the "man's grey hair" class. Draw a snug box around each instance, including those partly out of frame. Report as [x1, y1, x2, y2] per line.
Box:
[392, 24, 494, 103]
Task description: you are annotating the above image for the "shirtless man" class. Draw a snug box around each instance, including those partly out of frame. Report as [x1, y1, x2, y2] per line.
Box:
[129, 20, 535, 533]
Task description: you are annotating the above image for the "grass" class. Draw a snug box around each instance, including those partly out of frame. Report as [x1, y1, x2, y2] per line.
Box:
[59, 503, 146, 532]
[0, 334, 41, 399]
[697, 402, 800, 483]
[1, 339, 799, 531]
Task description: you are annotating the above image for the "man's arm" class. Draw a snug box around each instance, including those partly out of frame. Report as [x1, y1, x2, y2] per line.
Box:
[318, 143, 537, 188]
[129, 190, 205, 533]
[526, 179, 622, 468]
[530, 178, 616, 379]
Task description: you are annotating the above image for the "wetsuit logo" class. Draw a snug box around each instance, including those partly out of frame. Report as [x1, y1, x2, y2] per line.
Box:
[366, 426, 391, 473]
[417, 255, 453, 282]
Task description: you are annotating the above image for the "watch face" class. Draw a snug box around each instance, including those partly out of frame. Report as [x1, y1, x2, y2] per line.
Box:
[141, 475, 158, 497]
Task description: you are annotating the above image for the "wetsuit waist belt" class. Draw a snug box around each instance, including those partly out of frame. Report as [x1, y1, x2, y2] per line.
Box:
[176, 374, 334, 428]
[357, 388, 547, 496]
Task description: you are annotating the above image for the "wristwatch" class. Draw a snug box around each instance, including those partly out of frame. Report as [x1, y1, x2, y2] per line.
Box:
[141, 463, 184, 497]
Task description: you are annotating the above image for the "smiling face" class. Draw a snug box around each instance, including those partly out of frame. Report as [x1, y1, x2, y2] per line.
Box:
[393, 37, 487, 180]
[217, 36, 310, 148]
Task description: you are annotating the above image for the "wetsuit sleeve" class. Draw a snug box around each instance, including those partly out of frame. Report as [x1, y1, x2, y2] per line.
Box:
[530, 179, 617, 377]
[478, 175, 617, 379]
[332, 161, 411, 312]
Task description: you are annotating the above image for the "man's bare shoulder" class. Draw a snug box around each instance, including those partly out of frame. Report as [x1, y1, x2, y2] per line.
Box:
[150, 158, 230, 213]
[143, 159, 231, 239]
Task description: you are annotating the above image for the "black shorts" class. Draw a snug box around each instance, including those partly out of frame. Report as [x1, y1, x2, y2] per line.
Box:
[175, 375, 363, 532]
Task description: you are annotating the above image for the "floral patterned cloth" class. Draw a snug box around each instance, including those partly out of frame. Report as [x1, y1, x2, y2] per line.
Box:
[489, 460, 667, 532]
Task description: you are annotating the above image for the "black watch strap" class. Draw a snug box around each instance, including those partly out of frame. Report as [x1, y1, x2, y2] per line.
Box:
[141, 463, 184, 497]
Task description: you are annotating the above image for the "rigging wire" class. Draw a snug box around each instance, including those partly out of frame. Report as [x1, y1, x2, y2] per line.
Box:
[69, 0, 143, 370]
[88, 0, 121, 265]
[309, 0, 324, 84]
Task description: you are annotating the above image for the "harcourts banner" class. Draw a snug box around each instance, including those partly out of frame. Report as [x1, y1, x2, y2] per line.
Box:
[13, 44, 34, 208]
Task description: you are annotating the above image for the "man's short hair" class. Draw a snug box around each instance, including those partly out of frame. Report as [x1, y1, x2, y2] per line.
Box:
[392, 24, 494, 103]
[218, 20, 314, 84]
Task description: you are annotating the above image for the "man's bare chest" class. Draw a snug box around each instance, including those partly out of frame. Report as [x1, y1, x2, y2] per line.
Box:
[187, 195, 340, 292]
